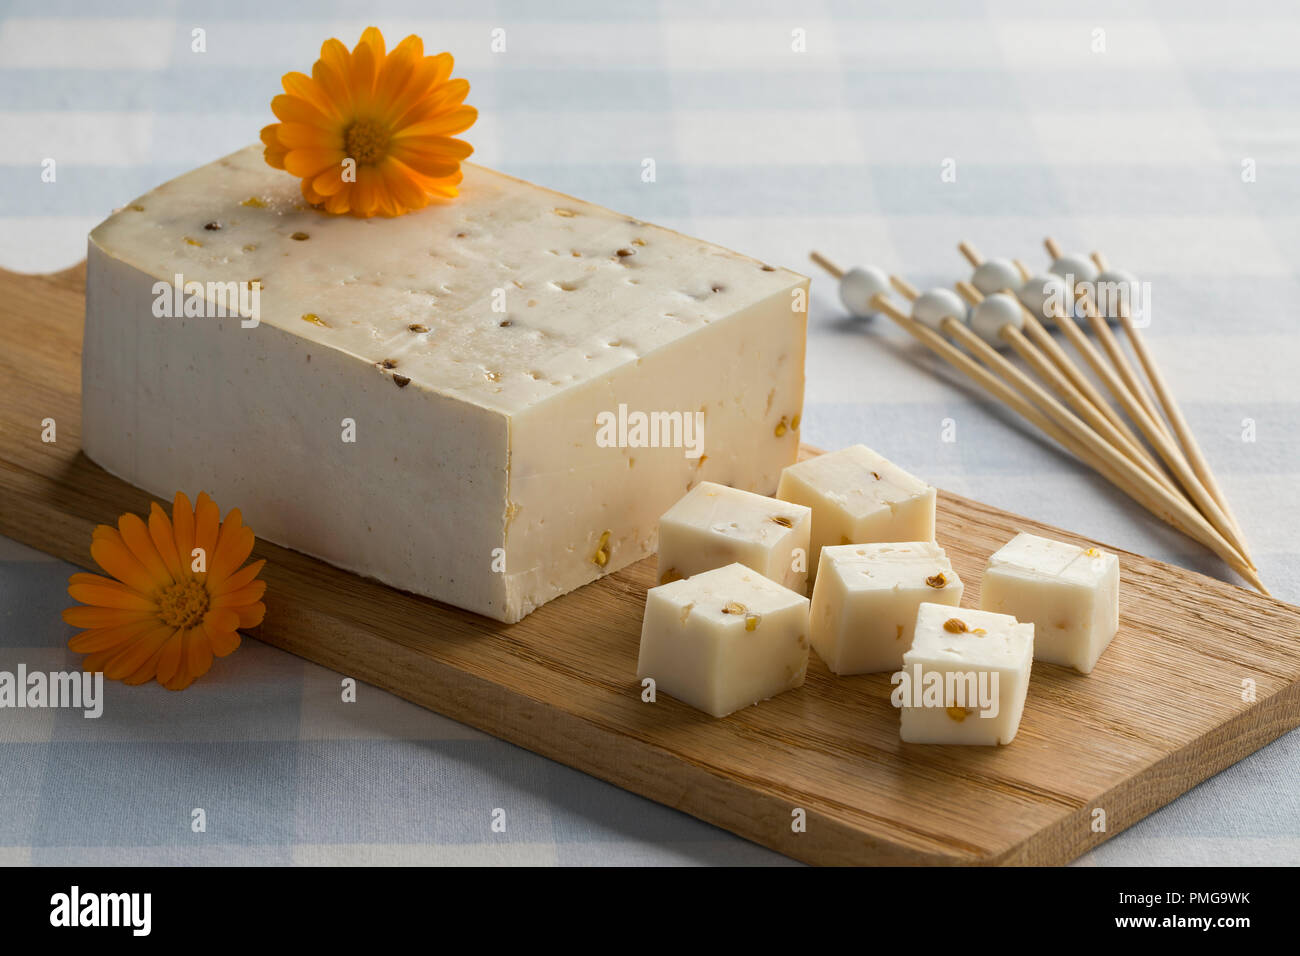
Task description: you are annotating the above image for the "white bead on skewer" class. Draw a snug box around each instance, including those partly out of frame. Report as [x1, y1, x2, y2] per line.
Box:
[968, 292, 1024, 346]
[971, 258, 1022, 297]
[1017, 272, 1067, 320]
[911, 288, 969, 332]
[808, 251, 888, 319]
[1048, 253, 1099, 284]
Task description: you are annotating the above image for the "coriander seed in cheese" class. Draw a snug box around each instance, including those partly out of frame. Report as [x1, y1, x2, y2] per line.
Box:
[657, 481, 812, 594]
[810, 542, 962, 675]
[898, 603, 1034, 746]
[636, 563, 810, 718]
[979, 532, 1120, 674]
[776, 444, 936, 581]
[82, 145, 807, 622]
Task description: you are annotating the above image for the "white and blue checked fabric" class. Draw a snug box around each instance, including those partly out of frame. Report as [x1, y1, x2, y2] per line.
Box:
[2, 0, 1298, 865]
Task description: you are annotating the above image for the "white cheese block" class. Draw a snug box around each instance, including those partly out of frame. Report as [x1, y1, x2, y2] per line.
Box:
[636, 562, 810, 718]
[898, 603, 1034, 746]
[657, 480, 811, 594]
[776, 444, 936, 582]
[979, 532, 1120, 674]
[82, 145, 808, 622]
[809, 541, 963, 675]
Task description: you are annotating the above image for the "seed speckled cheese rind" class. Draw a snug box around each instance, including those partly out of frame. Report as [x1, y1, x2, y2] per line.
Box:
[83, 145, 807, 622]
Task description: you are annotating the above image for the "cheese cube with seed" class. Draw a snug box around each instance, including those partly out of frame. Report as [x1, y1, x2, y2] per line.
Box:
[776, 445, 936, 580]
[636, 562, 810, 718]
[810, 542, 963, 675]
[979, 532, 1120, 674]
[898, 603, 1033, 746]
[657, 481, 812, 594]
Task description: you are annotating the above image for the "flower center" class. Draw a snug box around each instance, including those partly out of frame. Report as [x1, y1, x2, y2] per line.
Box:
[343, 118, 391, 166]
[156, 578, 210, 629]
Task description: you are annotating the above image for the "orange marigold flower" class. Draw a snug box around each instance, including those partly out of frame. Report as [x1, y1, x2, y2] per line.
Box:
[62, 492, 267, 691]
[261, 25, 477, 218]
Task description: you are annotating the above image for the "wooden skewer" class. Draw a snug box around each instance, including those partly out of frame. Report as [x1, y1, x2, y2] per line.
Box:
[1018, 260, 1254, 568]
[1008, 258, 1154, 464]
[961, 244, 1168, 489]
[1091, 249, 1253, 554]
[1071, 288, 1256, 570]
[809, 250, 844, 279]
[954, 281, 1177, 496]
[1045, 238, 1172, 443]
[867, 287, 1264, 593]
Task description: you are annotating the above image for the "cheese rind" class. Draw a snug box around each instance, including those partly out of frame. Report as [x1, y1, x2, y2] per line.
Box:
[657, 481, 811, 593]
[979, 532, 1120, 674]
[776, 444, 936, 580]
[898, 603, 1034, 746]
[636, 563, 810, 718]
[82, 146, 807, 622]
[810, 542, 962, 675]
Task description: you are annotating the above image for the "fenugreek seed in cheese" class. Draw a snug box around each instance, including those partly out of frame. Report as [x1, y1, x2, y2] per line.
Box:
[636, 563, 810, 718]
[809, 542, 962, 675]
[82, 145, 807, 623]
[776, 444, 936, 580]
[897, 603, 1034, 746]
[657, 481, 812, 594]
[979, 532, 1120, 674]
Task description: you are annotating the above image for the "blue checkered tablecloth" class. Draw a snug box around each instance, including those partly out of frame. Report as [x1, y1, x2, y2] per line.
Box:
[2, 0, 1299, 866]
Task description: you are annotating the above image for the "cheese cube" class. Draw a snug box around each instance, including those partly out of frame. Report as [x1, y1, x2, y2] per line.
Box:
[809, 542, 963, 675]
[776, 445, 936, 579]
[979, 532, 1120, 674]
[898, 603, 1034, 745]
[636, 563, 810, 718]
[81, 145, 807, 623]
[657, 481, 812, 594]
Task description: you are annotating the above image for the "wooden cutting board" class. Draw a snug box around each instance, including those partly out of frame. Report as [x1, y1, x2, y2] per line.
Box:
[4, 263, 1300, 865]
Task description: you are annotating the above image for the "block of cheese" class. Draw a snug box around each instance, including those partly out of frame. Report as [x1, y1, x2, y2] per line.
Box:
[636, 563, 810, 718]
[809, 541, 962, 675]
[898, 603, 1034, 746]
[776, 444, 935, 580]
[979, 532, 1120, 674]
[657, 481, 811, 594]
[82, 145, 807, 622]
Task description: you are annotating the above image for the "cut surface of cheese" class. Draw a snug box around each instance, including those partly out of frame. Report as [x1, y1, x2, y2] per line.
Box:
[980, 532, 1120, 674]
[83, 145, 807, 621]
[636, 563, 810, 718]
[657, 480, 811, 593]
[809, 541, 962, 675]
[899, 603, 1034, 746]
[776, 444, 935, 581]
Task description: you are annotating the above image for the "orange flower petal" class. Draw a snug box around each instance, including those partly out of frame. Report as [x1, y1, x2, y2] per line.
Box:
[211, 559, 266, 597]
[281, 70, 341, 121]
[123, 637, 172, 686]
[310, 167, 349, 197]
[285, 147, 345, 178]
[193, 493, 221, 580]
[90, 534, 157, 595]
[186, 630, 215, 682]
[117, 512, 171, 588]
[148, 502, 185, 583]
[68, 616, 158, 653]
[235, 601, 267, 630]
[212, 580, 267, 609]
[100, 623, 174, 681]
[63, 605, 154, 628]
[208, 508, 251, 585]
[155, 629, 186, 685]
[271, 93, 335, 129]
[172, 492, 196, 579]
[207, 623, 242, 658]
[67, 581, 157, 611]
